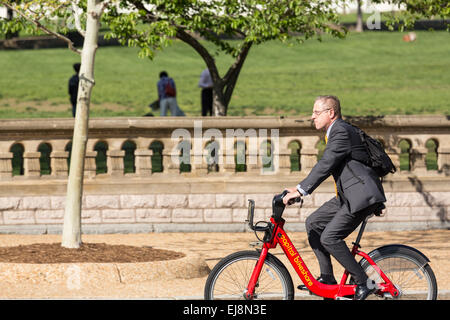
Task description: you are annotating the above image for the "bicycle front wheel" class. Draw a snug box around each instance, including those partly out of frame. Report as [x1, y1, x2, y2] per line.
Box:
[360, 245, 438, 300]
[204, 250, 294, 300]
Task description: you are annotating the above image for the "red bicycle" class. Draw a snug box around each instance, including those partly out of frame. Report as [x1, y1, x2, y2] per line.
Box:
[204, 191, 438, 300]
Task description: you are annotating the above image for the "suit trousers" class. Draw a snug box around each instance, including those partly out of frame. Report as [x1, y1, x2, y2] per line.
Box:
[305, 197, 379, 285]
[201, 88, 213, 116]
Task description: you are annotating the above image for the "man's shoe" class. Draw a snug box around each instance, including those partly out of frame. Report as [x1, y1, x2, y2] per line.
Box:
[354, 283, 376, 300]
[297, 276, 337, 291]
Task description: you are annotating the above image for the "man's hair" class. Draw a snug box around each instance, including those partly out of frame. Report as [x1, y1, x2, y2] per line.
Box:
[73, 63, 81, 73]
[315, 95, 341, 118]
[159, 71, 168, 78]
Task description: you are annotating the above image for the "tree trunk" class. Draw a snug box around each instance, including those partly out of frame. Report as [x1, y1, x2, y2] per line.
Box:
[356, 0, 364, 33]
[212, 90, 226, 116]
[174, 28, 252, 117]
[62, 0, 102, 248]
[212, 42, 253, 116]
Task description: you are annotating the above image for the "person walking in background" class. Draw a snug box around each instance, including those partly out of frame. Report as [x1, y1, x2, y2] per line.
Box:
[68, 63, 81, 117]
[198, 68, 213, 116]
[157, 71, 184, 116]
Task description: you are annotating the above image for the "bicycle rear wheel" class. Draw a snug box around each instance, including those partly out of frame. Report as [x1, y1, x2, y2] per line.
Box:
[360, 245, 438, 300]
[204, 250, 294, 300]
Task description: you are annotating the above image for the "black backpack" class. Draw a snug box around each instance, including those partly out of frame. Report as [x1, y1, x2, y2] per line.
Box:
[350, 125, 396, 177]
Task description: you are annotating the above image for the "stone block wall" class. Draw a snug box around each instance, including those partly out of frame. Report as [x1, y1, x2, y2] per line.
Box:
[0, 187, 448, 234]
[0, 116, 449, 233]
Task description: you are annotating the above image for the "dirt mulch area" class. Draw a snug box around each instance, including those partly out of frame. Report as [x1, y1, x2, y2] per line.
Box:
[0, 243, 185, 264]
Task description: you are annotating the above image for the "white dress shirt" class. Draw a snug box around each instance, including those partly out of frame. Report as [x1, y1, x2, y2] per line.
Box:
[198, 68, 213, 88]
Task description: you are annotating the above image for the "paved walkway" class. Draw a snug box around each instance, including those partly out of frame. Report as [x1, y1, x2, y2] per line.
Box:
[0, 229, 448, 299]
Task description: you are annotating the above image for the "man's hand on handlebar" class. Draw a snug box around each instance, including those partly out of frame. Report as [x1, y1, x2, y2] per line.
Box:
[283, 189, 302, 206]
[284, 187, 298, 194]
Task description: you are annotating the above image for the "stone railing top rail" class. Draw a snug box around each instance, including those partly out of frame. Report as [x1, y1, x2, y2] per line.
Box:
[0, 115, 449, 133]
[0, 115, 449, 183]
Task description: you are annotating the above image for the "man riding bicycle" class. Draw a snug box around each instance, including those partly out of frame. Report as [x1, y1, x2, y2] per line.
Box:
[283, 95, 386, 300]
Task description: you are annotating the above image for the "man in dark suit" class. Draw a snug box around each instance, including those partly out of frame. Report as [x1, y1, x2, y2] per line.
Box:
[283, 95, 386, 300]
[68, 63, 81, 118]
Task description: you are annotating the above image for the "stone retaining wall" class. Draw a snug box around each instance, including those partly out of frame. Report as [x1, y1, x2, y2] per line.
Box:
[0, 186, 448, 233]
[0, 116, 449, 233]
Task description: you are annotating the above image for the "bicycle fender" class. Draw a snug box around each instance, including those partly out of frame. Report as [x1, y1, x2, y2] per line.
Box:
[366, 244, 430, 266]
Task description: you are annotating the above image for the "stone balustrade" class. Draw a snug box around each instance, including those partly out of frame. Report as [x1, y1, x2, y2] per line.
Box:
[0, 115, 449, 233]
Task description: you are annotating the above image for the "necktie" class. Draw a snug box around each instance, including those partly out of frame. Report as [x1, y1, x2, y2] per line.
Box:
[325, 134, 339, 199]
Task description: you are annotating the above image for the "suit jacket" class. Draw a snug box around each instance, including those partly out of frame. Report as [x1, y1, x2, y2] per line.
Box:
[299, 118, 386, 214]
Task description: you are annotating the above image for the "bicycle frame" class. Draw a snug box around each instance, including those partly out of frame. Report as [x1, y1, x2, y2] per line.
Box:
[246, 217, 400, 300]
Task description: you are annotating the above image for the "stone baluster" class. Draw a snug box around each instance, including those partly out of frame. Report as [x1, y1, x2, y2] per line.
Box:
[189, 137, 207, 175]
[222, 160, 236, 173]
[50, 151, 69, 177]
[204, 140, 221, 174]
[277, 148, 292, 174]
[107, 150, 125, 176]
[135, 148, 153, 175]
[84, 151, 97, 177]
[23, 152, 41, 177]
[298, 136, 319, 173]
[192, 155, 208, 175]
[222, 137, 236, 174]
[299, 148, 318, 173]
[191, 154, 208, 174]
[161, 149, 178, 174]
[410, 146, 428, 173]
[158, 138, 177, 174]
[246, 147, 260, 174]
[437, 146, 450, 174]
[260, 138, 276, 174]
[0, 152, 13, 178]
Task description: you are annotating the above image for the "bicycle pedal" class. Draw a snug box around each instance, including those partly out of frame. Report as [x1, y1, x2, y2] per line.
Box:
[249, 241, 263, 248]
[297, 285, 313, 295]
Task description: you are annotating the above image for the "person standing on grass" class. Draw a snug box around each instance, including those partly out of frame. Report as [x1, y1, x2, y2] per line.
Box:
[157, 71, 184, 116]
[198, 68, 213, 116]
[68, 63, 81, 117]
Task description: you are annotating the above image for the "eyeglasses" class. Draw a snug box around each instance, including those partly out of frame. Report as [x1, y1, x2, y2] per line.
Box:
[312, 108, 331, 116]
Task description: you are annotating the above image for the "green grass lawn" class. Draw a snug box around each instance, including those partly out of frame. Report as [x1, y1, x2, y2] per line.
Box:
[0, 30, 449, 118]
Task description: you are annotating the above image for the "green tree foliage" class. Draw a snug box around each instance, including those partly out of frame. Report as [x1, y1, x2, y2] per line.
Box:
[2, 1, 448, 115]
[102, 0, 347, 115]
[371, 0, 450, 30]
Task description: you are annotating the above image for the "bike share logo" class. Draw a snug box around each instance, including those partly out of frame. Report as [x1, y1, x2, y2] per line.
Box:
[171, 120, 279, 173]
[279, 234, 313, 287]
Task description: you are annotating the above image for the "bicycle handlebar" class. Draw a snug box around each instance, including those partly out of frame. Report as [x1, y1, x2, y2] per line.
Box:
[247, 190, 302, 231]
